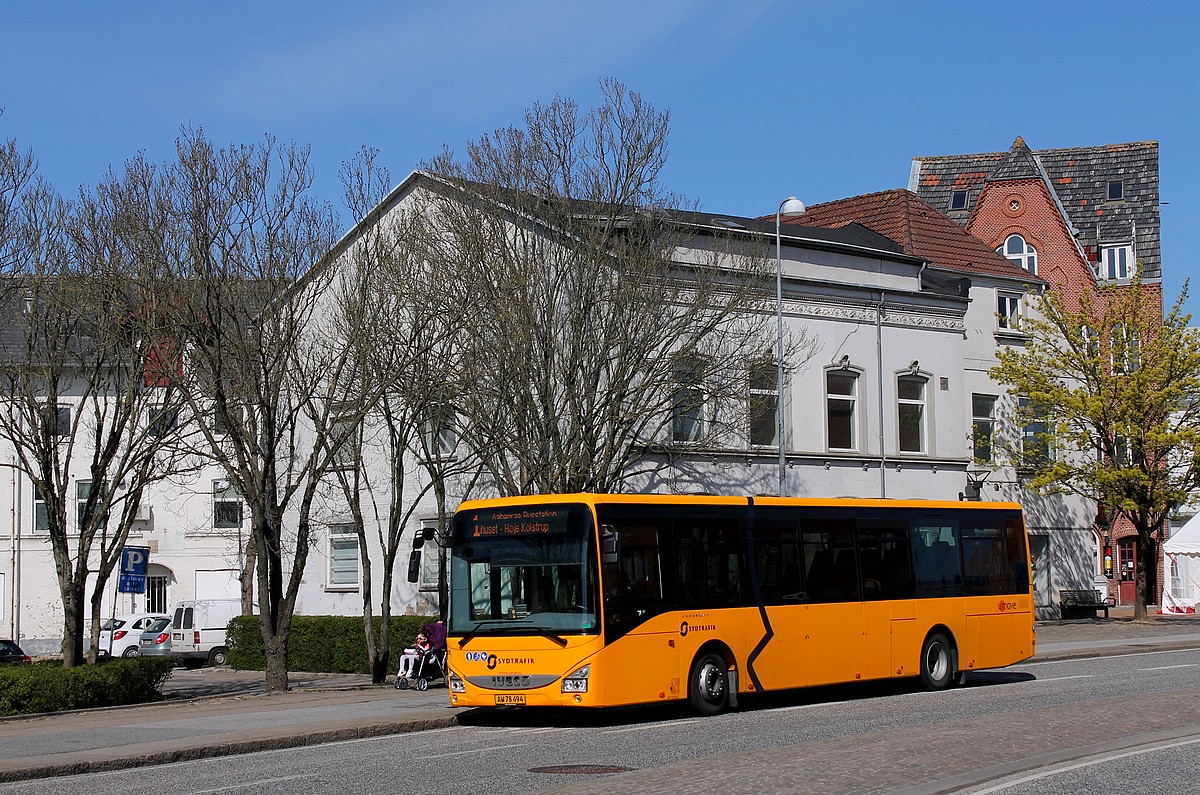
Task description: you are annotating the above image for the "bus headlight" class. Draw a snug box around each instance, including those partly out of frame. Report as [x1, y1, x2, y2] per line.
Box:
[449, 671, 465, 693]
[561, 664, 590, 693]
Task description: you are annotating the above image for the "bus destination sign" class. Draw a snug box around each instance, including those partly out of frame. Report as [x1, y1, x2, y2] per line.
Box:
[468, 507, 569, 538]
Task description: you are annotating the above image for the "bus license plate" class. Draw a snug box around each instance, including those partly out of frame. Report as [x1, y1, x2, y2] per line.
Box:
[495, 694, 526, 706]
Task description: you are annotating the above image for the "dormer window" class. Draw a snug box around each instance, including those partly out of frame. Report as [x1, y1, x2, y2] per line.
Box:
[1107, 180, 1124, 201]
[999, 234, 1037, 275]
[950, 190, 969, 211]
[1100, 244, 1133, 281]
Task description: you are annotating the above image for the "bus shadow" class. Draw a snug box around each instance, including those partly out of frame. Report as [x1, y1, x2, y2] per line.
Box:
[456, 671, 1037, 729]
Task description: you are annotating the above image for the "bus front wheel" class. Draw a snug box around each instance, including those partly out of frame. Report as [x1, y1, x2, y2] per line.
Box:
[688, 653, 729, 716]
[919, 633, 954, 691]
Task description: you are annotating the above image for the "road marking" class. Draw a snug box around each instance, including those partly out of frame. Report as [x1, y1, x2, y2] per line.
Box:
[1020, 647, 1200, 666]
[962, 734, 1200, 794]
[417, 742, 524, 760]
[602, 719, 698, 735]
[192, 775, 311, 793]
[1139, 663, 1198, 671]
[1029, 674, 1094, 683]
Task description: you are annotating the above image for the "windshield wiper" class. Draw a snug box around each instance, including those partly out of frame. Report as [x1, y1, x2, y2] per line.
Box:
[457, 623, 483, 648]
[536, 628, 568, 647]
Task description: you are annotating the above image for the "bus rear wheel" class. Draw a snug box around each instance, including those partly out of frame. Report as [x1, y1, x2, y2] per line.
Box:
[920, 633, 954, 691]
[688, 653, 729, 716]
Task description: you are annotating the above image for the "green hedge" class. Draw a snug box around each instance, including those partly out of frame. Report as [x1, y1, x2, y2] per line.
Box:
[0, 657, 176, 717]
[227, 615, 437, 673]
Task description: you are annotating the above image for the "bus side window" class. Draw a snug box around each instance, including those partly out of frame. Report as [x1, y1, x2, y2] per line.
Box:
[912, 522, 963, 598]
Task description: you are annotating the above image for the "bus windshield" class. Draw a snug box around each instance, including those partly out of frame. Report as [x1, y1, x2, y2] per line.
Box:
[449, 503, 600, 637]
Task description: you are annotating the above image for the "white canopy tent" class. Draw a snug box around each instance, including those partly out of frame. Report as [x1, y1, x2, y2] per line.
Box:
[1162, 514, 1200, 614]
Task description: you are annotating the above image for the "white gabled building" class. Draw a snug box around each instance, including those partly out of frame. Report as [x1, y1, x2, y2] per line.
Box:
[2, 176, 1073, 653]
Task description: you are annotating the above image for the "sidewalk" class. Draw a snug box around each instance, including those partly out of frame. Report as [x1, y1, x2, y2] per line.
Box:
[1, 614, 1198, 783]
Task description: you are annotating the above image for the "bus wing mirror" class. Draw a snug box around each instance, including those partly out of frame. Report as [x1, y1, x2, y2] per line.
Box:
[413, 533, 425, 550]
[423, 525, 437, 541]
[600, 524, 619, 564]
[407, 550, 422, 583]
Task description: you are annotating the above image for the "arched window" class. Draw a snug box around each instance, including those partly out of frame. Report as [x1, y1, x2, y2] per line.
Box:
[1000, 234, 1037, 275]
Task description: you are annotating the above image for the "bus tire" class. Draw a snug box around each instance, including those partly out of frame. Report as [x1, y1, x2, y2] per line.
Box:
[920, 633, 953, 691]
[688, 653, 729, 716]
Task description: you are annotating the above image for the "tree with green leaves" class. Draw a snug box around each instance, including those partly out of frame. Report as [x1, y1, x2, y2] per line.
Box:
[990, 275, 1200, 619]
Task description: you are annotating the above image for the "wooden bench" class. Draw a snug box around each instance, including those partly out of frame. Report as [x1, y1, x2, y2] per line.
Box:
[1059, 589, 1116, 619]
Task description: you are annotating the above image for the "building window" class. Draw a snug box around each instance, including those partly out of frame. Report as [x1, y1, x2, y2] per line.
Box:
[33, 486, 49, 534]
[826, 370, 858, 450]
[327, 526, 360, 590]
[1080, 325, 1100, 358]
[213, 480, 243, 529]
[997, 292, 1023, 330]
[1100, 244, 1133, 281]
[897, 375, 927, 453]
[76, 480, 108, 532]
[148, 406, 178, 438]
[43, 404, 70, 437]
[972, 394, 996, 463]
[999, 234, 1037, 275]
[146, 575, 168, 613]
[1019, 397, 1054, 469]
[950, 190, 969, 211]
[422, 405, 458, 458]
[1111, 323, 1141, 374]
[1107, 180, 1124, 201]
[748, 359, 779, 446]
[328, 416, 358, 470]
[671, 356, 707, 443]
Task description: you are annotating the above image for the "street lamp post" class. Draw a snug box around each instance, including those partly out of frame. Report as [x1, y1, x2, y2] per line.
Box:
[776, 196, 806, 496]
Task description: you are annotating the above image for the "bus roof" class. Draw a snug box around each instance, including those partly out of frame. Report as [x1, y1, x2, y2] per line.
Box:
[454, 493, 1023, 512]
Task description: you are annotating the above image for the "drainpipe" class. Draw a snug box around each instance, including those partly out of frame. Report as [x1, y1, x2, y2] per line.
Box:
[10, 460, 20, 642]
[877, 291, 887, 498]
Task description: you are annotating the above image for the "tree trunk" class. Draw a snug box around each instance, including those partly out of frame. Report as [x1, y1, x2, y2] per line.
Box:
[240, 537, 257, 615]
[60, 587, 85, 667]
[264, 634, 289, 692]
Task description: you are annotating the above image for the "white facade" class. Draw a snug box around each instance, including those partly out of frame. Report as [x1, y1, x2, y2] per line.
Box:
[2, 177, 1095, 651]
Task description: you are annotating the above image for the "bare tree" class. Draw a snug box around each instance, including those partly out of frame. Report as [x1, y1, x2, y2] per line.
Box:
[0, 144, 193, 665]
[421, 79, 791, 496]
[333, 148, 480, 682]
[153, 128, 353, 691]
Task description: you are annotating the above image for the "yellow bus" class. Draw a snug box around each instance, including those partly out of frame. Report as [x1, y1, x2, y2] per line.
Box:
[446, 493, 1033, 715]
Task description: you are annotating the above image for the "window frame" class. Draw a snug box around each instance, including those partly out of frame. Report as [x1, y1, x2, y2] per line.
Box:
[326, 524, 361, 591]
[1100, 244, 1133, 281]
[826, 369, 859, 452]
[421, 405, 459, 459]
[747, 358, 780, 447]
[1107, 180, 1124, 202]
[897, 374, 928, 454]
[996, 291, 1023, 330]
[1019, 397, 1055, 470]
[212, 480, 244, 530]
[999, 234, 1038, 275]
[670, 356, 708, 444]
[971, 394, 997, 463]
[949, 189, 969, 212]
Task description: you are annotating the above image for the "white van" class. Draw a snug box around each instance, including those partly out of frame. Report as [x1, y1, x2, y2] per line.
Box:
[170, 599, 244, 667]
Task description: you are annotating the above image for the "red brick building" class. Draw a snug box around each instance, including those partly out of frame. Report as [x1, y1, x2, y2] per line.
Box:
[910, 138, 1164, 607]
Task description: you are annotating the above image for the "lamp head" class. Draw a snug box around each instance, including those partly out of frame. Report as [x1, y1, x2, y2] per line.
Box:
[779, 196, 807, 218]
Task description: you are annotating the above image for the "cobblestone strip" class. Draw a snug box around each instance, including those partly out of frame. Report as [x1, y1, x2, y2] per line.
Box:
[537, 689, 1200, 795]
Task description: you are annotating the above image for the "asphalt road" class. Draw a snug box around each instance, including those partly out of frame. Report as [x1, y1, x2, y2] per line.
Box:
[5, 645, 1197, 795]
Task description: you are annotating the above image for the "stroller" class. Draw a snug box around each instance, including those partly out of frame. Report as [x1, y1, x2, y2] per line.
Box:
[395, 620, 447, 691]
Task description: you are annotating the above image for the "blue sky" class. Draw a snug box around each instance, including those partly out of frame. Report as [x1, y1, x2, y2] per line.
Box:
[2, 1, 1196, 316]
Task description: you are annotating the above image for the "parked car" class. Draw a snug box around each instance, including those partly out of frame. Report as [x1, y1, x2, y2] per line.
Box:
[170, 599, 244, 668]
[0, 639, 31, 665]
[137, 616, 174, 658]
[99, 613, 169, 658]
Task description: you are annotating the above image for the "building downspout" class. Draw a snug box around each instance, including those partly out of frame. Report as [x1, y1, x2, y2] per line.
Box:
[10, 460, 20, 642]
[877, 291, 887, 498]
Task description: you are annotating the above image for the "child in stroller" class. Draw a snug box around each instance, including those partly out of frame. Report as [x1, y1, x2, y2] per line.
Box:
[395, 620, 447, 691]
